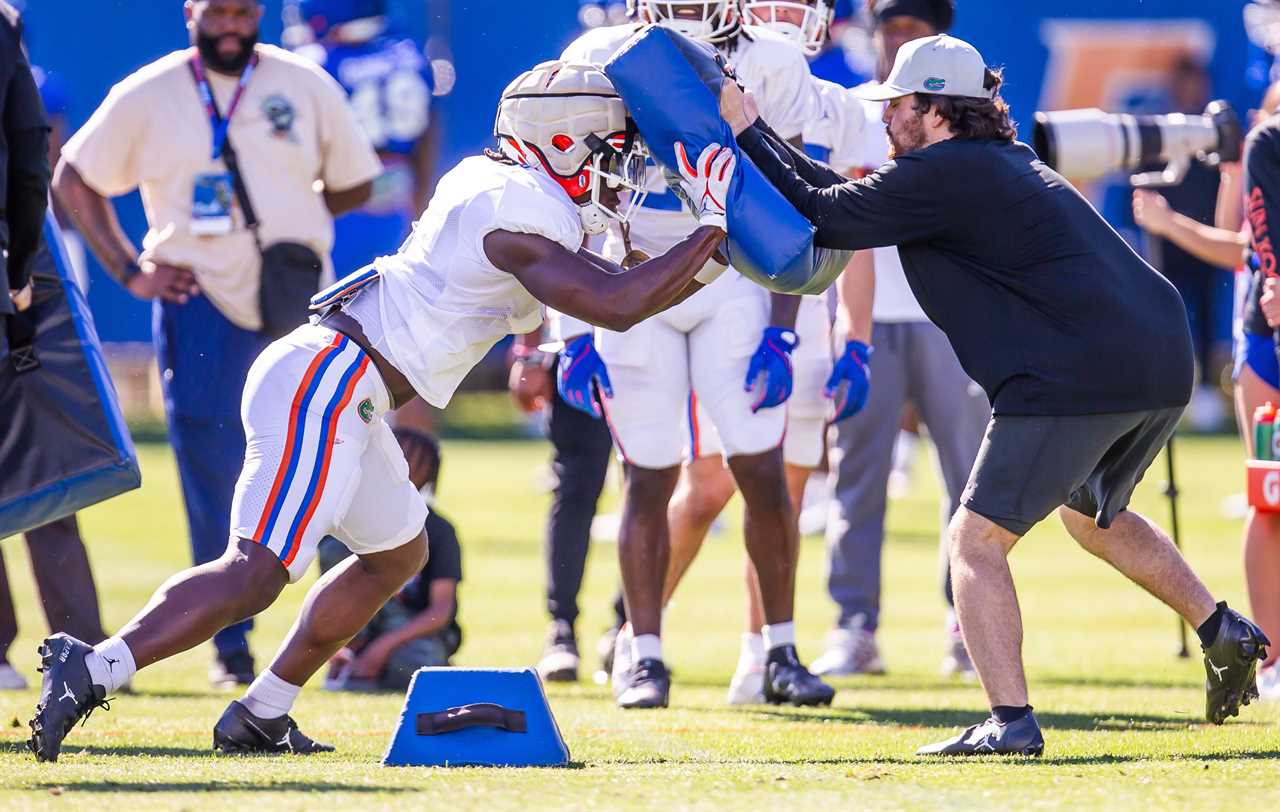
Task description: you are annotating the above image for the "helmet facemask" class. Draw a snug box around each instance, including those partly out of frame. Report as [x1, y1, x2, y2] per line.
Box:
[741, 0, 833, 56]
[637, 0, 739, 43]
[495, 61, 651, 236]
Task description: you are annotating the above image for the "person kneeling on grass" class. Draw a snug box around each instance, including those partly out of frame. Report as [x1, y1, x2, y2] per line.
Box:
[321, 428, 462, 692]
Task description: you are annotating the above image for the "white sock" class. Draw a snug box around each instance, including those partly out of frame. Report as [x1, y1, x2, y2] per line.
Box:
[631, 634, 663, 663]
[762, 621, 796, 652]
[740, 633, 764, 663]
[240, 670, 301, 720]
[86, 637, 137, 693]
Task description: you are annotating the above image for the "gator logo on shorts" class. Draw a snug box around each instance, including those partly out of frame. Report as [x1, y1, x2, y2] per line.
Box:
[924, 77, 946, 91]
[358, 398, 374, 423]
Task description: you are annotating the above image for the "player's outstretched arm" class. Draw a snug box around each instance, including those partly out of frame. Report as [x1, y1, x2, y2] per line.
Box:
[487, 143, 736, 332]
[485, 224, 724, 333]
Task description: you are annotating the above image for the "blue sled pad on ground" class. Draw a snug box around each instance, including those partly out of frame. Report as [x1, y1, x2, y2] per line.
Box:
[605, 26, 846, 295]
[383, 668, 570, 767]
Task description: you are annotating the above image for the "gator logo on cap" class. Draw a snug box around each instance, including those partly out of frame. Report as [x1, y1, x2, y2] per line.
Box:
[358, 398, 374, 424]
[924, 77, 947, 91]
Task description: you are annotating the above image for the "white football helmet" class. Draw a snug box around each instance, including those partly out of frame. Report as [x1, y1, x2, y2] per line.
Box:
[494, 60, 649, 236]
[740, 0, 833, 56]
[635, 0, 740, 44]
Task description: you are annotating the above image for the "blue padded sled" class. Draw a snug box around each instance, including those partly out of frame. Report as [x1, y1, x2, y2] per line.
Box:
[0, 213, 140, 539]
[605, 26, 844, 295]
[383, 668, 570, 768]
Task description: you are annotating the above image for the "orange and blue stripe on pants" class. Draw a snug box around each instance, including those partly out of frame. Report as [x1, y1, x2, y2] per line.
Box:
[250, 333, 369, 567]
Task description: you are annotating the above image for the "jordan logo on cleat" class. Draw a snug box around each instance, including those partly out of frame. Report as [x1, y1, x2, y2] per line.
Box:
[59, 682, 76, 703]
[1208, 657, 1228, 682]
[277, 732, 293, 752]
[104, 656, 119, 672]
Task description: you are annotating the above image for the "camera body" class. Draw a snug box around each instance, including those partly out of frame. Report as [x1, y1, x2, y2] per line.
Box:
[1032, 100, 1241, 188]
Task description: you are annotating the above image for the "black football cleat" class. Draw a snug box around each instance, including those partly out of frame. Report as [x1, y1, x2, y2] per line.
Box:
[763, 645, 835, 707]
[212, 700, 335, 755]
[916, 712, 1045, 757]
[28, 634, 111, 763]
[1203, 602, 1270, 724]
[617, 658, 670, 709]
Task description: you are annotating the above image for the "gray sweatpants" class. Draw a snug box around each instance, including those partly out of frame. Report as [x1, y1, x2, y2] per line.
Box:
[824, 321, 990, 631]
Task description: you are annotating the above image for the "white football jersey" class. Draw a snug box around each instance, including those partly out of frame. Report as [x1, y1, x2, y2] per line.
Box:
[803, 77, 867, 175]
[849, 83, 927, 324]
[345, 156, 583, 406]
[561, 24, 816, 260]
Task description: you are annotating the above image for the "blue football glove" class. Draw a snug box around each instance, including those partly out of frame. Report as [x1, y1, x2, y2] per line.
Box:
[744, 327, 798, 413]
[824, 340, 872, 422]
[557, 333, 613, 419]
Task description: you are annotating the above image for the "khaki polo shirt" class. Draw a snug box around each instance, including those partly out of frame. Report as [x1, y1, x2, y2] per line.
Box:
[62, 44, 382, 330]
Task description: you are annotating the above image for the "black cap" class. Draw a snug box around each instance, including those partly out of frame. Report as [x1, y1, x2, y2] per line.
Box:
[871, 0, 955, 33]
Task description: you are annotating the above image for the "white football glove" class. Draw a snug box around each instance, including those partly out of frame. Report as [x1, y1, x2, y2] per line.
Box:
[674, 141, 735, 232]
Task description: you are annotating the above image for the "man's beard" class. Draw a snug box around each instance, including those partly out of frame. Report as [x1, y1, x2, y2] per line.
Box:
[887, 114, 927, 159]
[196, 30, 258, 74]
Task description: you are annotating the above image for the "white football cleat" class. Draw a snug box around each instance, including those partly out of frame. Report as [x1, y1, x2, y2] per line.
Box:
[0, 662, 27, 690]
[1257, 662, 1280, 701]
[811, 617, 885, 676]
[726, 634, 766, 705]
[610, 623, 634, 699]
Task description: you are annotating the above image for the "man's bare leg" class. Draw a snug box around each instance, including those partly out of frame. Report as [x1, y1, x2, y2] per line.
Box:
[268, 534, 428, 684]
[1058, 507, 1216, 626]
[119, 539, 288, 669]
[947, 507, 1027, 707]
[662, 456, 736, 604]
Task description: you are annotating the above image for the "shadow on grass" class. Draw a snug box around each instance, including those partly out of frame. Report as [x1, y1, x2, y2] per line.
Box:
[30, 780, 417, 794]
[0, 741, 212, 759]
[590, 750, 1280, 768]
[737, 706, 1216, 732]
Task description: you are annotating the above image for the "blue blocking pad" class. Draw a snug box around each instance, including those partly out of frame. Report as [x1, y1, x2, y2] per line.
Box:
[605, 26, 841, 294]
[383, 668, 570, 768]
[0, 214, 140, 539]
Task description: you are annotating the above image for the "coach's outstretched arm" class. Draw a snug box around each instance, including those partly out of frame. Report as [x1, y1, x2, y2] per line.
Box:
[721, 82, 948, 253]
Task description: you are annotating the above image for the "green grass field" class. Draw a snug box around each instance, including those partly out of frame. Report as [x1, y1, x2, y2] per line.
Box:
[1, 433, 1278, 810]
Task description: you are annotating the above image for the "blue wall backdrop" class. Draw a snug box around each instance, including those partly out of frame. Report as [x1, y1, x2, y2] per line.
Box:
[20, 0, 1258, 341]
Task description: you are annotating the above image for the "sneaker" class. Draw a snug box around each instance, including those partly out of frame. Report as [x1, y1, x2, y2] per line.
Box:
[764, 645, 835, 706]
[1258, 662, 1280, 701]
[727, 640, 765, 706]
[916, 711, 1045, 757]
[28, 634, 112, 763]
[594, 624, 621, 686]
[940, 614, 977, 680]
[210, 649, 256, 690]
[811, 617, 885, 676]
[617, 658, 670, 709]
[610, 623, 635, 700]
[1203, 602, 1270, 724]
[0, 662, 28, 690]
[212, 700, 335, 754]
[536, 620, 580, 683]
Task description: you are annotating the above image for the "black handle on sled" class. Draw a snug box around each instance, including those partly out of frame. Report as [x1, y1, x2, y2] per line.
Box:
[416, 703, 527, 735]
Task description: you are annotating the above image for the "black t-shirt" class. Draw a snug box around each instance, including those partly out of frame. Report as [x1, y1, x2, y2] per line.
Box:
[738, 123, 1195, 416]
[0, 5, 49, 303]
[1243, 117, 1280, 338]
[399, 510, 462, 638]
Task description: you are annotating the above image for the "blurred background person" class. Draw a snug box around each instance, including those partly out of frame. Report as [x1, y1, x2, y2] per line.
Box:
[284, 0, 453, 434]
[812, 0, 989, 679]
[321, 428, 462, 692]
[52, 0, 380, 688]
[1134, 79, 1280, 699]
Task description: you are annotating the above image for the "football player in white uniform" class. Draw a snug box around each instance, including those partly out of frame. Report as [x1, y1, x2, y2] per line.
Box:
[661, 1, 874, 705]
[560, 1, 834, 710]
[28, 61, 737, 761]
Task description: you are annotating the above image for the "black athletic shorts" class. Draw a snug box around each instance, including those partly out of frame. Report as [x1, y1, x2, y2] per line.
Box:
[960, 407, 1183, 536]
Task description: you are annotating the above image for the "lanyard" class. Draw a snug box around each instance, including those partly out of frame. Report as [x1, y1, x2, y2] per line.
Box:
[188, 51, 259, 161]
